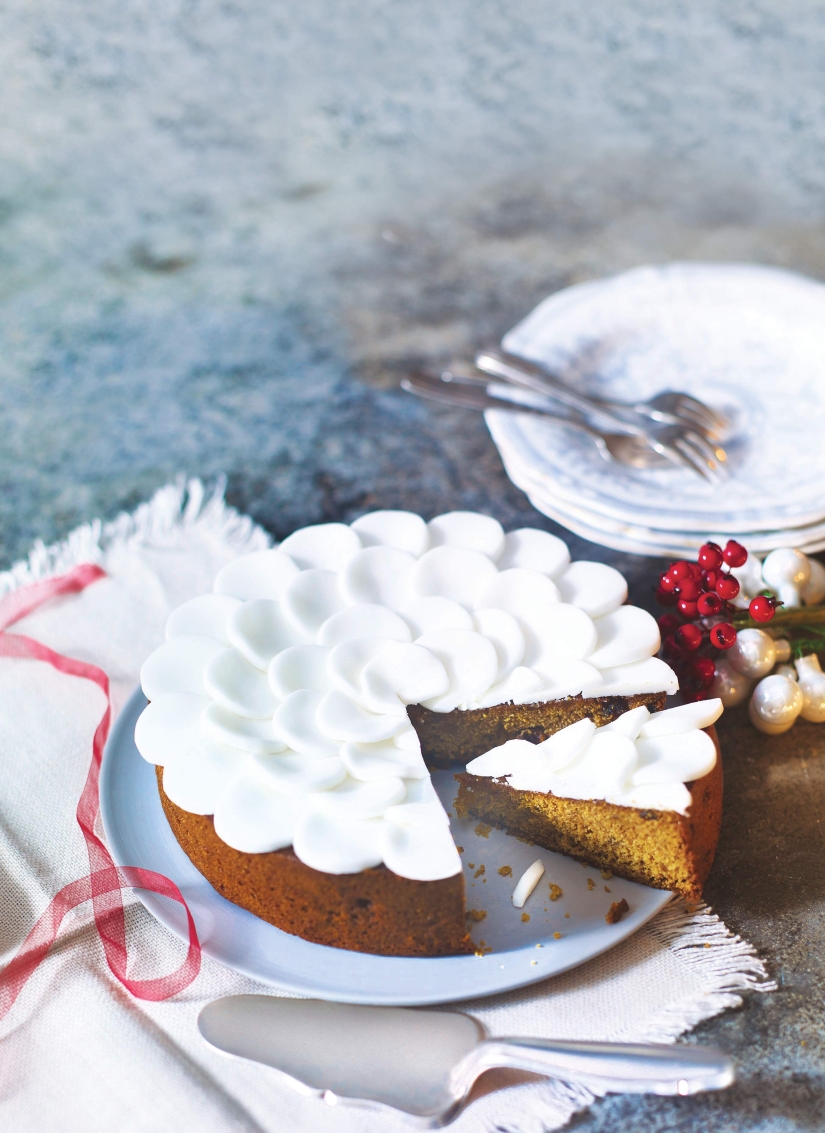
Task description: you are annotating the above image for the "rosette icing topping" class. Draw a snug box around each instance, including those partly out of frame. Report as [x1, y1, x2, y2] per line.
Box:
[465, 699, 723, 815]
[135, 510, 678, 881]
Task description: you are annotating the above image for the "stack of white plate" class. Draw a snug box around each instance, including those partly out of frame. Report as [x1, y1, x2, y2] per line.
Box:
[487, 262, 825, 558]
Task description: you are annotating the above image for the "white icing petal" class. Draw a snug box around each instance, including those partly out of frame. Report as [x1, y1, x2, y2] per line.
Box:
[587, 606, 661, 670]
[473, 665, 543, 708]
[248, 751, 347, 795]
[466, 738, 541, 780]
[531, 658, 603, 699]
[272, 690, 342, 756]
[140, 636, 227, 701]
[521, 605, 598, 666]
[427, 512, 505, 560]
[472, 608, 525, 681]
[341, 739, 428, 781]
[204, 648, 278, 719]
[201, 702, 287, 754]
[596, 657, 679, 696]
[161, 739, 246, 815]
[480, 568, 560, 618]
[341, 547, 417, 611]
[214, 549, 300, 601]
[497, 528, 570, 577]
[556, 562, 628, 618]
[214, 775, 298, 853]
[279, 523, 362, 571]
[640, 699, 723, 737]
[317, 604, 411, 647]
[327, 637, 400, 700]
[268, 644, 333, 697]
[135, 693, 210, 765]
[359, 643, 450, 715]
[282, 569, 345, 636]
[536, 717, 597, 771]
[409, 546, 498, 608]
[570, 732, 638, 795]
[292, 812, 385, 874]
[228, 599, 308, 670]
[316, 690, 407, 742]
[384, 799, 450, 827]
[633, 731, 717, 784]
[165, 595, 241, 643]
[623, 782, 693, 814]
[602, 705, 651, 739]
[308, 776, 407, 819]
[416, 628, 499, 712]
[393, 722, 422, 752]
[399, 596, 474, 637]
[382, 820, 461, 881]
[351, 510, 430, 556]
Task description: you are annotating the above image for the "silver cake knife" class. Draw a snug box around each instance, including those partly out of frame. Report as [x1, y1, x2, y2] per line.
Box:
[198, 996, 734, 1126]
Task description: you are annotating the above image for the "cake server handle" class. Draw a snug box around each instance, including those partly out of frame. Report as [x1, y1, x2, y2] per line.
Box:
[463, 1037, 734, 1096]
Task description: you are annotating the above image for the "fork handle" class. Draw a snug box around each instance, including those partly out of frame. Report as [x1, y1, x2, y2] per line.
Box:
[474, 1037, 734, 1096]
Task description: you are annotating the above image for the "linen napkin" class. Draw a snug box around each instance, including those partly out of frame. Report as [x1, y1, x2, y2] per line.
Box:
[0, 480, 773, 1133]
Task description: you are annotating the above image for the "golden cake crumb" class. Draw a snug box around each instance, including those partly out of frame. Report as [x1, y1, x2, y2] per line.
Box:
[474, 864, 486, 878]
[498, 865, 513, 877]
[549, 883, 563, 901]
[587, 878, 596, 890]
[606, 898, 630, 924]
[467, 863, 475, 869]
[457, 846, 464, 853]
[474, 940, 492, 957]
[521, 912, 530, 922]
[465, 908, 487, 922]
[604, 886, 611, 893]
[564, 912, 570, 918]
[474, 822, 492, 838]
[601, 869, 613, 879]
[530, 959, 537, 965]
[553, 932, 561, 939]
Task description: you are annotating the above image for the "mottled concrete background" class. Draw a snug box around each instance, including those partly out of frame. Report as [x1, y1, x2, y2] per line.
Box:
[3, 3, 825, 1129]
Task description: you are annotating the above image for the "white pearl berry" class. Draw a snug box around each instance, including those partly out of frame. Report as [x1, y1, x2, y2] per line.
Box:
[710, 657, 753, 708]
[801, 558, 825, 606]
[749, 673, 804, 735]
[727, 628, 778, 680]
[761, 548, 811, 609]
[795, 655, 825, 723]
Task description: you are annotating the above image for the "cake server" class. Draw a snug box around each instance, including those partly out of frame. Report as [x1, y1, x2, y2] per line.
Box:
[198, 996, 734, 1127]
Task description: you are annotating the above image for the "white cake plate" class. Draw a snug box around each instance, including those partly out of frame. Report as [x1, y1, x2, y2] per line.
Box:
[100, 687, 672, 1006]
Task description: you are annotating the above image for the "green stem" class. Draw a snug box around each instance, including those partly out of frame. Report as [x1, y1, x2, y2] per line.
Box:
[731, 605, 825, 633]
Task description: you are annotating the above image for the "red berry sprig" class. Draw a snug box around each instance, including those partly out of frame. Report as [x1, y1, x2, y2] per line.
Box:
[654, 539, 776, 700]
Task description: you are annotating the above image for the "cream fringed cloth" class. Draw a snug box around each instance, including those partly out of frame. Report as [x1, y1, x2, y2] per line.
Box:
[0, 481, 773, 1133]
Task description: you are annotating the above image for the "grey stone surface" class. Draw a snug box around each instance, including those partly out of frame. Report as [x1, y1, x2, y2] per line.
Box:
[2, 1, 825, 1128]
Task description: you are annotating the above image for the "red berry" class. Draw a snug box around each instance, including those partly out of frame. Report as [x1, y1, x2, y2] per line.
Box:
[709, 622, 737, 649]
[701, 569, 719, 592]
[698, 542, 723, 570]
[676, 577, 701, 601]
[697, 591, 723, 616]
[715, 575, 740, 601]
[659, 571, 679, 593]
[657, 614, 681, 636]
[662, 634, 686, 664]
[691, 656, 717, 685]
[677, 598, 698, 618]
[676, 623, 703, 651]
[688, 562, 704, 580]
[749, 595, 776, 622]
[655, 586, 678, 607]
[668, 561, 693, 582]
[723, 540, 748, 568]
[684, 690, 709, 702]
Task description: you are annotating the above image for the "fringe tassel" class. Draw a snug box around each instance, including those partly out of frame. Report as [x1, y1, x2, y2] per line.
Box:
[0, 476, 269, 598]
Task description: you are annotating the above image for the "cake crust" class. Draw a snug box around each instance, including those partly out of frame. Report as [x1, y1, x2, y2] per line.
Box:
[156, 768, 473, 957]
[453, 726, 723, 900]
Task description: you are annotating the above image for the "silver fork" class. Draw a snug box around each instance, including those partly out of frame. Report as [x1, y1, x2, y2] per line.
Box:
[469, 352, 727, 481]
[475, 349, 730, 437]
[402, 373, 718, 479]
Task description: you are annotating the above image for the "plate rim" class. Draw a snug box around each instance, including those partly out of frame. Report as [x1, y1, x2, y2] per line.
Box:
[100, 686, 674, 1006]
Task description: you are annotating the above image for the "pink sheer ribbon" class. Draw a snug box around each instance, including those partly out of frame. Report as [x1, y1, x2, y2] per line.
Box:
[0, 564, 201, 1020]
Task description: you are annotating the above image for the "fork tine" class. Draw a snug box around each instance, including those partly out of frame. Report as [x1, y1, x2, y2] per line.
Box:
[680, 430, 729, 477]
[673, 436, 723, 483]
[674, 396, 730, 433]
